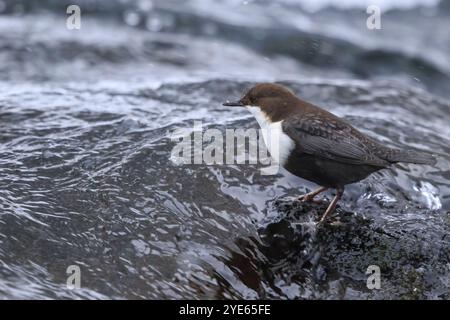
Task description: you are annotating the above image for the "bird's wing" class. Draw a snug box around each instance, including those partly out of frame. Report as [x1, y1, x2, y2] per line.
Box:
[282, 113, 389, 167]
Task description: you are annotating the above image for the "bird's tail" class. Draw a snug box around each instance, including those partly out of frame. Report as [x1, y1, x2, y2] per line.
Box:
[385, 149, 437, 165]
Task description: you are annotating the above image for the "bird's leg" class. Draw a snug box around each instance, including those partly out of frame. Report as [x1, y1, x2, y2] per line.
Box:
[317, 187, 344, 225]
[297, 186, 328, 203]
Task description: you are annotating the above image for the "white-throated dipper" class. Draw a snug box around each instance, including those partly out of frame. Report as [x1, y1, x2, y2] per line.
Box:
[223, 83, 436, 224]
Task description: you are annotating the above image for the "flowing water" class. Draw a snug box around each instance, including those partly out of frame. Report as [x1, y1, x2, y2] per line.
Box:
[0, 0, 449, 299]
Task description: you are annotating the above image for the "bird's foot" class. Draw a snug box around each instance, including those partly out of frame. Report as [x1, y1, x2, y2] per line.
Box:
[316, 214, 329, 227]
[315, 188, 344, 226]
[297, 194, 323, 204]
[296, 186, 328, 204]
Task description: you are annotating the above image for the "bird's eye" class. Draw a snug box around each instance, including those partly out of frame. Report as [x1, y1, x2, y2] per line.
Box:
[248, 95, 257, 104]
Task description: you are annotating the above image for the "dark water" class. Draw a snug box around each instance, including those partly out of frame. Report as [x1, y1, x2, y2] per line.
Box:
[0, 0, 449, 299]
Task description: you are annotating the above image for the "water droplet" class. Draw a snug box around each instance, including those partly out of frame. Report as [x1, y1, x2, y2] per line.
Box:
[124, 10, 140, 27]
[146, 16, 162, 32]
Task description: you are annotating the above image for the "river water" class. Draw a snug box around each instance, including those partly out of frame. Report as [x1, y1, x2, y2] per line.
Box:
[0, 0, 449, 299]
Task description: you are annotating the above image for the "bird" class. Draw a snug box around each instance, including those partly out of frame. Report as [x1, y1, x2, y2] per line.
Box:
[223, 83, 436, 224]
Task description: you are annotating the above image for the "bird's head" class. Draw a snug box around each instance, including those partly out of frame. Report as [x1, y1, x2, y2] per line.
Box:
[223, 83, 298, 121]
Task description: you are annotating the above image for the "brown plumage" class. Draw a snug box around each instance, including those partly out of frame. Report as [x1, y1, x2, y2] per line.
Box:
[224, 83, 436, 224]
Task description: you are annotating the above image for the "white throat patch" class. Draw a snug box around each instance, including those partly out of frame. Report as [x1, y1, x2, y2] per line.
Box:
[246, 106, 295, 166]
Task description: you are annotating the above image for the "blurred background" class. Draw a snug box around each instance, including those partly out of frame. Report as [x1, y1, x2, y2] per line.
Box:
[1, 0, 450, 95]
[0, 0, 449, 299]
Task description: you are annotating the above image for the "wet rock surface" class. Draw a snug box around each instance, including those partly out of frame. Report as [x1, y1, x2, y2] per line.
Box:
[270, 198, 449, 299]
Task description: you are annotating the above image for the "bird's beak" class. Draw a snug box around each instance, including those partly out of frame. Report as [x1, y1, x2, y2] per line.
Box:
[223, 100, 244, 107]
